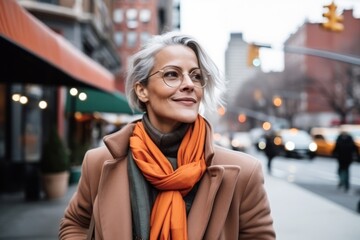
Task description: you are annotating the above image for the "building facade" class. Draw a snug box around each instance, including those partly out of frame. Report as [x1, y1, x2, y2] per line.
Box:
[111, 0, 180, 91]
[284, 9, 360, 129]
[224, 33, 257, 107]
[0, 0, 120, 196]
[0, 0, 181, 197]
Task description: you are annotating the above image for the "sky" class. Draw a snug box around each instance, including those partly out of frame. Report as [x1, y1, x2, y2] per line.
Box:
[180, 0, 360, 72]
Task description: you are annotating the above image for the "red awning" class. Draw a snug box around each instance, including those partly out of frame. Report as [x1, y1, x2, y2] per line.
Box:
[0, 0, 115, 92]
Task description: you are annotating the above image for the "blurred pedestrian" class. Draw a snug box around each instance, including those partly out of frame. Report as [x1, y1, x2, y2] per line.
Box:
[332, 130, 359, 192]
[59, 31, 275, 239]
[264, 131, 278, 174]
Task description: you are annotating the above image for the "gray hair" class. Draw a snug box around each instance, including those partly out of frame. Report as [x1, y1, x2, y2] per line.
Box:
[125, 31, 226, 113]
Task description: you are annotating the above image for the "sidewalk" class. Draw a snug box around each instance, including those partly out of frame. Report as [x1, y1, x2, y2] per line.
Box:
[0, 185, 76, 240]
[265, 175, 360, 240]
[0, 175, 360, 239]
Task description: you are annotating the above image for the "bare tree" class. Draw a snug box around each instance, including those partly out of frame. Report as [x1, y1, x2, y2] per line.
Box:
[307, 63, 358, 124]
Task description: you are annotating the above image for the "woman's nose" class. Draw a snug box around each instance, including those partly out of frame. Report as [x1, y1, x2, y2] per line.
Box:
[180, 73, 195, 89]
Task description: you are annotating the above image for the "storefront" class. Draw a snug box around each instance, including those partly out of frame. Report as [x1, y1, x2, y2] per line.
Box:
[0, 0, 129, 197]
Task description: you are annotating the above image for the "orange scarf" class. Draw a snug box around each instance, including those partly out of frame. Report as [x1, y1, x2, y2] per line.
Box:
[130, 115, 207, 240]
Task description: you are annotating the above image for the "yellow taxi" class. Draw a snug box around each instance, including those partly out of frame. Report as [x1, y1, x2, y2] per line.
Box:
[310, 127, 339, 157]
[311, 125, 360, 159]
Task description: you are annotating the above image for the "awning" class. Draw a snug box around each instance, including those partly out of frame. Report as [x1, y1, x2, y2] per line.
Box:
[0, 0, 115, 92]
[66, 88, 135, 115]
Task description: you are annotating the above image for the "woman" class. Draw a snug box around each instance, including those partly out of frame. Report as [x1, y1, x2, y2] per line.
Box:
[59, 31, 275, 240]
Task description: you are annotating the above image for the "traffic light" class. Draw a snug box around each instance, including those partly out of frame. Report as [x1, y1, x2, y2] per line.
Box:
[247, 44, 260, 67]
[322, 1, 344, 32]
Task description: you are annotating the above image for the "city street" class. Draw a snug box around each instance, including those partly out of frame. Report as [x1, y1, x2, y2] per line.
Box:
[250, 147, 360, 213]
[1, 0, 360, 239]
[1, 147, 360, 239]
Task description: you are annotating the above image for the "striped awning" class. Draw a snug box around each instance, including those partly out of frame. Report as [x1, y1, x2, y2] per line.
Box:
[0, 0, 116, 93]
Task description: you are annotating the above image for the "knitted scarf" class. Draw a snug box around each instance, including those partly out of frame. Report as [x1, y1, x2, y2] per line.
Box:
[130, 115, 207, 240]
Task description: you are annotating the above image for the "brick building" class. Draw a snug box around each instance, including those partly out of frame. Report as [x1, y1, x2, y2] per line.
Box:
[111, 0, 180, 92]
[284, 9, 360, 128]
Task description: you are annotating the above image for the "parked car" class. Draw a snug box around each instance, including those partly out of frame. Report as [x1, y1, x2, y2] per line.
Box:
[273, 128, 317, 159]
[310, 127, 339, 157]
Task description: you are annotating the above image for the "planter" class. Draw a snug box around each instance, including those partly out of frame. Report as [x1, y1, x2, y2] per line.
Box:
[69, 166, 82, 185]
[42, 171, 69, 200]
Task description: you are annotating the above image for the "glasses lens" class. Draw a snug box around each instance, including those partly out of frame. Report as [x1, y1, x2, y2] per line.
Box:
[189, 69, 207, 87]
[161, 67, 208, 88]
[162, 67, 182, 87]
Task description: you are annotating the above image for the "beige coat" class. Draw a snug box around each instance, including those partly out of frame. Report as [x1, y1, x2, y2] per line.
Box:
[59, 122, 275, 240]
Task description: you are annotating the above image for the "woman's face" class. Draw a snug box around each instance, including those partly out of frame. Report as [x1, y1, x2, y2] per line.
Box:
[135, 45, 204, 133]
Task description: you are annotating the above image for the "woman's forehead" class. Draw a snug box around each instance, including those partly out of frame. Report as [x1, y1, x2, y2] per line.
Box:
[153, 45, 198, 68]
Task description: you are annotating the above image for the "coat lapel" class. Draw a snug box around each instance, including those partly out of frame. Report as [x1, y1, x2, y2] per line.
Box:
[187, 166, 224, 240]
[187, 165, 241, 240]
[95, 159, 133, 240]
[203, 165, 241, 239]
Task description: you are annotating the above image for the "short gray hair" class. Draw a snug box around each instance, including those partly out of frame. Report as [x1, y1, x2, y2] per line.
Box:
[125, 31, 226, 113]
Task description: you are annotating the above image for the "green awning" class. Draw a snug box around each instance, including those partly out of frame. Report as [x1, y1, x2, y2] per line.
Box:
[66, 88, 134, 114]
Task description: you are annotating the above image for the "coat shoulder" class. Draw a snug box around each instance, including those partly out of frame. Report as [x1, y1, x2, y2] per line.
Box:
[85, 146, 113, 168]
[212, 145, 263, 179]
[81, 146, 114, 193]
[213, 145, 260, 167]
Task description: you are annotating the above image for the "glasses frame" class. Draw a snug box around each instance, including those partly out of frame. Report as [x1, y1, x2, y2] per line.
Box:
[147, 66, 208, 88]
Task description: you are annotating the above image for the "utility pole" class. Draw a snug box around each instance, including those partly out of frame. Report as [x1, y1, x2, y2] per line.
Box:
[251, 44, 360, 66]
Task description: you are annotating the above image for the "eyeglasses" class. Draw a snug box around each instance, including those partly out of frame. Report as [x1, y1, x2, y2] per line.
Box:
[147, 66, 208, 88]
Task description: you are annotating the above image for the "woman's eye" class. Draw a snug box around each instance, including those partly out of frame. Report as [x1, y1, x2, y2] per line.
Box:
[164, 70, 179, 79]
[191, 73, 202, 81]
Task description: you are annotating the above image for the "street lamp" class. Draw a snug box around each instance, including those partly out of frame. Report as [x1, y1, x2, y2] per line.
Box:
[273, 96, 282, 107]
[262, 121, 272, 131]
[38, 100, 47, 109]
[238, 113, 247, 123]
[67, 87, 87, 154]
[217, 106, 226, 116]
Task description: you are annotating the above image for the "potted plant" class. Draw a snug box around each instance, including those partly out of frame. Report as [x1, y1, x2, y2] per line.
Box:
[68, 141, 89, 185]
[40, 127, 70, 200]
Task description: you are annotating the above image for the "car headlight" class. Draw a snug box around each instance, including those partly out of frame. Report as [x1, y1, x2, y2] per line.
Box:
[258, 141, 266, 150]
[309, 142, 317, 152]
[231, 139, 240, 148]
[285, 141, 295, 151]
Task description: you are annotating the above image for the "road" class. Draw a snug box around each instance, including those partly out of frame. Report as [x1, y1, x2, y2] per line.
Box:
[248, 148, 360, 213]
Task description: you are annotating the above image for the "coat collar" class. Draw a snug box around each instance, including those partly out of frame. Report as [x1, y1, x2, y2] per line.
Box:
[102, 121, 139, 160]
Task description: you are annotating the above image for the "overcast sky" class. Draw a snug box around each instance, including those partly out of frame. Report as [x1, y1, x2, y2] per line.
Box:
[180, 0, 360, 72]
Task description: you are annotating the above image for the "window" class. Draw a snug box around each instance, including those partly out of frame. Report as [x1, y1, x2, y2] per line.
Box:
[140, 32, 151, 45]
[10, 84, 43, 162]
[126, 8, 137, 20]
[126, 8, 138, 29]
[127, 20, 138, 29]
[114, 31, 124, 46]
[139, 9, 151, 23]
[127, 31, 137, 48]
[113, 9, 123, 23]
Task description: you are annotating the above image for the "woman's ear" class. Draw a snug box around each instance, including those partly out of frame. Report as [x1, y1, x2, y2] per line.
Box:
[134, 82, 149, 103]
